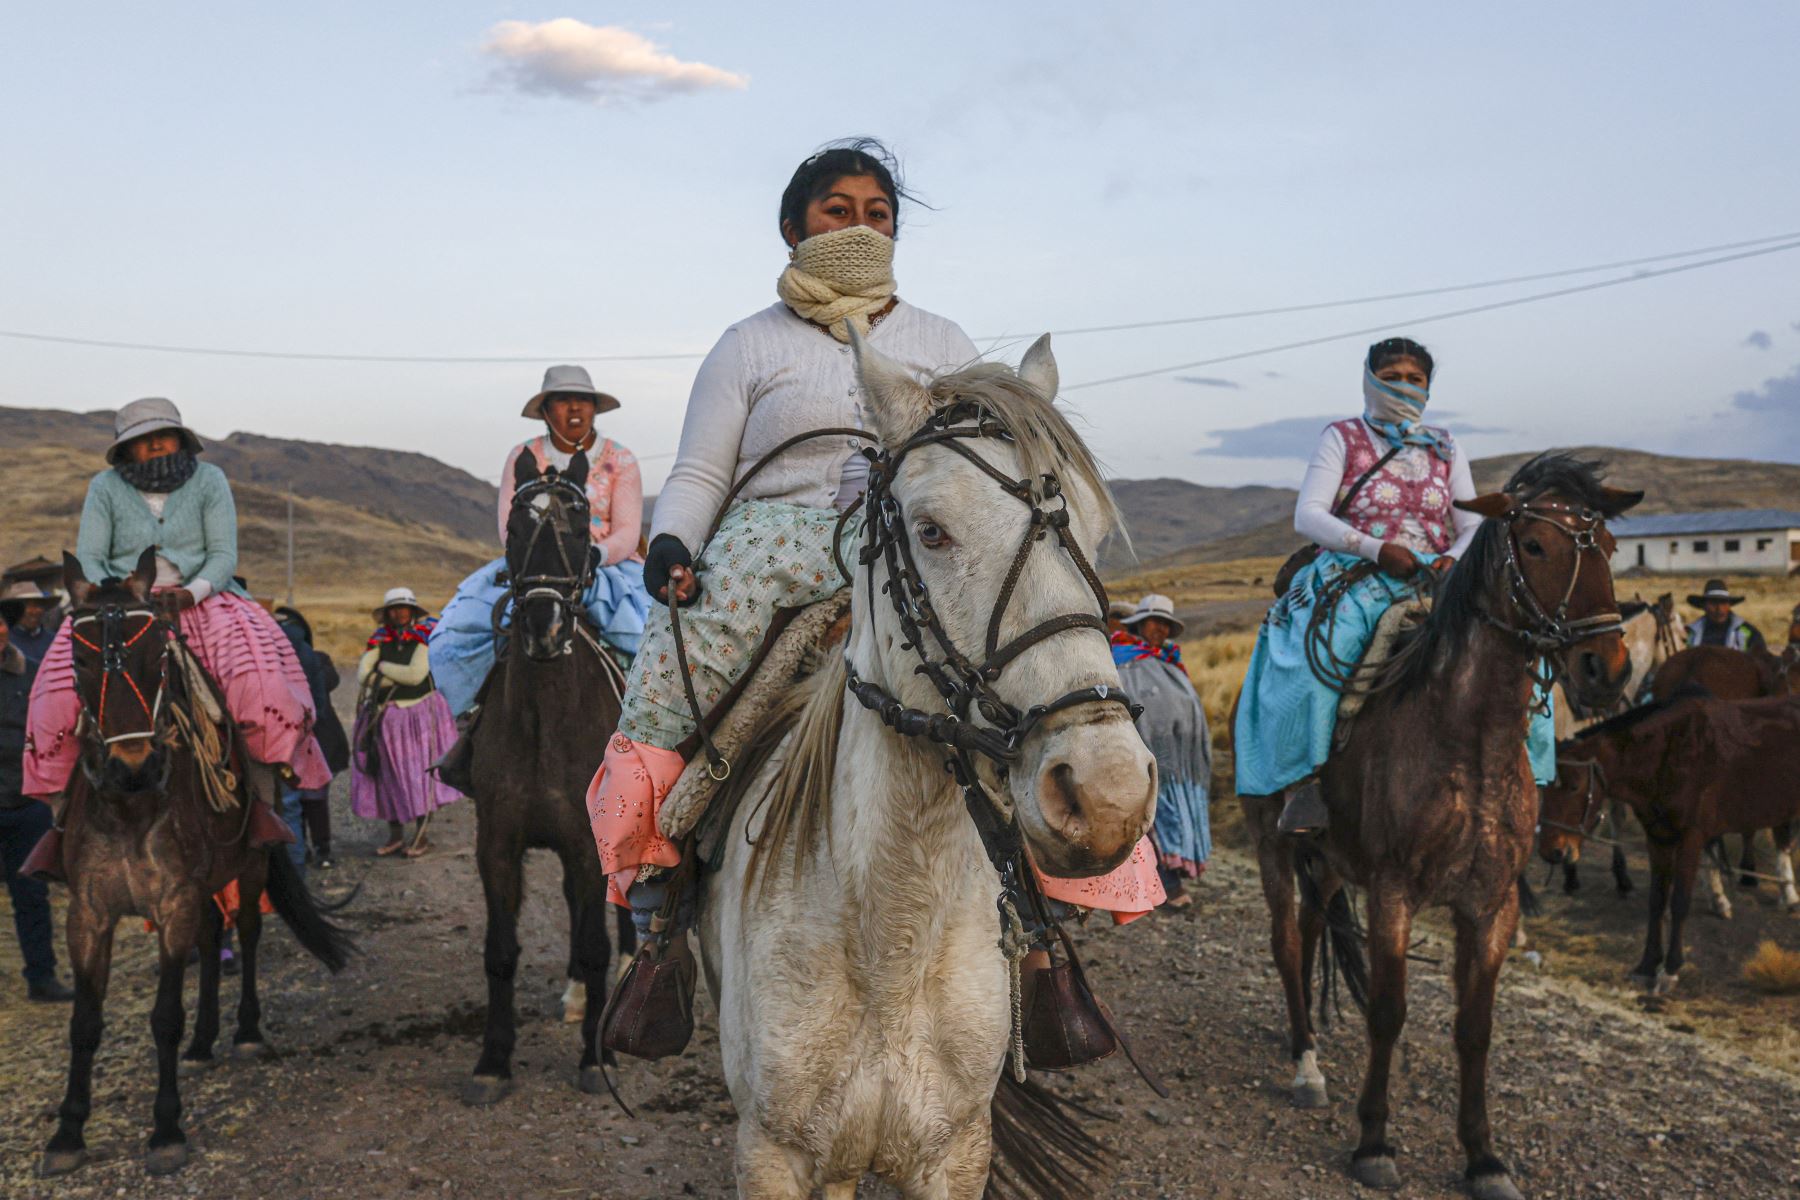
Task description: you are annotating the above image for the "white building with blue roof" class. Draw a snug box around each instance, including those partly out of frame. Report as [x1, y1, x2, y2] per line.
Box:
[1608, 510, 1800, 574]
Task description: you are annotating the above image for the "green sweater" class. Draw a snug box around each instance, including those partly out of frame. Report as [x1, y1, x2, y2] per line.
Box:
[76, 462, 247, 597]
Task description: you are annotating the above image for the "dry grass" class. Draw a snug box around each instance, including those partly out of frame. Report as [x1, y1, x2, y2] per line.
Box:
[1742, 940, 1800, 995]
[1612, 570, 1797, 646]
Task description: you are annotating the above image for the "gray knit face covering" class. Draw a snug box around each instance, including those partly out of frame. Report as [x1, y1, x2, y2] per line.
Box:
[117, 449, 198, 493]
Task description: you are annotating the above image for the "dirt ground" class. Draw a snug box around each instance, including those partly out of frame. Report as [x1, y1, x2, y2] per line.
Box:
[4, 757, 1798, 1200]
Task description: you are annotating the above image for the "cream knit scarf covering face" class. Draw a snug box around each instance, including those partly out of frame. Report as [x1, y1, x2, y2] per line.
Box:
[776, 225, 897, 343]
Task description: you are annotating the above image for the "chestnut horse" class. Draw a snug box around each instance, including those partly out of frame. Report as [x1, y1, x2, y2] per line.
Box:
[1242, 455, 1640, 1199]
[1538, 693, 1800, 993]
[39, 551, 352, 1179]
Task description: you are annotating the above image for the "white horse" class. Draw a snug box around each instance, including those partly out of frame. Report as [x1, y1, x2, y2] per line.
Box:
[697, 334, 1157, 1198]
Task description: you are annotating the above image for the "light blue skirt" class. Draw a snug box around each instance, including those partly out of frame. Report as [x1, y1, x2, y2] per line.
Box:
[1234, 551, 1554, 797]
[1150, 777, 1212, 877]
[429, 557, 651, 717]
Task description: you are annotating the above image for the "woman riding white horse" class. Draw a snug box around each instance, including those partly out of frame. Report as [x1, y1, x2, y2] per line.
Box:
[588, 140, 1162, 936]
[1235, 338, 1556, 832]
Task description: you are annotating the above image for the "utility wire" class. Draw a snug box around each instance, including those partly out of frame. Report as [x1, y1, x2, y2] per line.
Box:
[1062, 237, 1800, 391]
[2, 232, 1795, 365]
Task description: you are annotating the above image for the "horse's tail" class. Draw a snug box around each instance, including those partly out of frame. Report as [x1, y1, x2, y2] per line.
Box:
[264, 850, 355, 973]
[985, 1073, 1110, 1199]
[1296, 847, 1369, 1017]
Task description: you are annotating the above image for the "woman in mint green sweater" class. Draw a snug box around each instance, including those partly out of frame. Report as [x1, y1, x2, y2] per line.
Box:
[25, 399, 330, 845]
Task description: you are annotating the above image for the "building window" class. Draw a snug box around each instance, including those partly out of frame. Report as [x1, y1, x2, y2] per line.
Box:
[1724, 539, 1741, 552]
[1636, 545, 1646, 566]
[1693, 540, 1709, 552]
[1669, 541, 1679, 554]
[1757, 538, 1773, 551]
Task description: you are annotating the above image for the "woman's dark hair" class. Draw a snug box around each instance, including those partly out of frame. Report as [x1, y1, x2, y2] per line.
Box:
[1367, 336, 1435, 380]
[779, 138, 913, 242]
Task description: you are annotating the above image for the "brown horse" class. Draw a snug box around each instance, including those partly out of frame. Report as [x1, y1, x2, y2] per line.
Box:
[1242, 455, 1640, 1199]
[1650, 644, 1796, 905]
[39, 551, 352, 1179]
[1538, 693, 1800, 993]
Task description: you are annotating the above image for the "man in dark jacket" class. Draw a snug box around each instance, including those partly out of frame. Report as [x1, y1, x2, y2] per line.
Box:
[1, 599, 74, 1001]
[276, 606, 348, 869]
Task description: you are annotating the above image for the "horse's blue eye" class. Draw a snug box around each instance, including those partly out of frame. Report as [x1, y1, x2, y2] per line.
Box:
[916, 522, 952, 549]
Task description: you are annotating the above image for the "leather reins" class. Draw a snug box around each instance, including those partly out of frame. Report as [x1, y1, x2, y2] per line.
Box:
[491, 472, 599, 650]
[68, 603, 168, 746]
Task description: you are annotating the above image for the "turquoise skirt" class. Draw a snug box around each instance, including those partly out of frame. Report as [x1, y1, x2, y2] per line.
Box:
[1234, 551, 1554, 797]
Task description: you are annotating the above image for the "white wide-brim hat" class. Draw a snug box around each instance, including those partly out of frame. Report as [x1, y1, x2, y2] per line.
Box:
[521, 364, 621, 420]
[372, 586, 426, 622]
[1119, 592, 1185, 638]
[106, 397, 205, 465]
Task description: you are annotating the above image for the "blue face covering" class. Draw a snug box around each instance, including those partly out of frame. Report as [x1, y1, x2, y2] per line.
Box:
[1361, 363, 1451, 460]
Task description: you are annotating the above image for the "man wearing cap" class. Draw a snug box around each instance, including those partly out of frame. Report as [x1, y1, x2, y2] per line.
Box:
[1, 593, 75, 1001]
[22, 398, 323, 859]
[0, 579, 61, 665]
[429, 367, 652, 787]
[1685, 579, 1767, 654]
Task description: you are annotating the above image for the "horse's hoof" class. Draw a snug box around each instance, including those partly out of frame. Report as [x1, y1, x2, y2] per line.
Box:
[37, 1149, 88, 1178]
[145, 1142, 190, 1176]
[1468, 1172, 1524, 1200]
[1350, 1154, 1401, 1189]
[561, 980, 587, 1024]
[1652, 969, 1679, 996]
[578, 1065, 608, 1095]
[178, 1054, 217, 1077]
[461, 1074, 513, 1107]
[1292, 1080, 1330, 1109]
[230, 1040, 272, 1061]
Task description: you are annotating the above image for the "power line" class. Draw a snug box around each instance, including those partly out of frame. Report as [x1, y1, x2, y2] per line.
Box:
[1062, 237, 1800, 391]
[2, 231, 1796, 365]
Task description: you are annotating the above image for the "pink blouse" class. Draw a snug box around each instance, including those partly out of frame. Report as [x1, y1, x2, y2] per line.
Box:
[497, 435, 644, 566]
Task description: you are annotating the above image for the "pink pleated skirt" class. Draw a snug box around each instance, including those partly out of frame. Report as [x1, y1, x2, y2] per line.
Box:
[24, 591, 331, 798]
[350, 691, 462, 824]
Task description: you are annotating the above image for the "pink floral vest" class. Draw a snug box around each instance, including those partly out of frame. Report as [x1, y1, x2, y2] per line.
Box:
[503, 436, 629, 547]
[1331, 418, 1455, 555]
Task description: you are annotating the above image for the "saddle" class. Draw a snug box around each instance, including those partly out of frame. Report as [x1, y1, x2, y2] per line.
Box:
[1333, 596, 1430, 748]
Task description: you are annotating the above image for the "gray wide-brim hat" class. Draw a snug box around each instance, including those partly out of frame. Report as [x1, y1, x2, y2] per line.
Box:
[106, 397, 205, 465]
[521, 364, 620, 421]
[372, 586, 428, 622]
[1120, 593, 1186, 638]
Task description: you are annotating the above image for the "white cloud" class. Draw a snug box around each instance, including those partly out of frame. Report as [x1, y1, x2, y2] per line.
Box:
[480, 19, 747, 104]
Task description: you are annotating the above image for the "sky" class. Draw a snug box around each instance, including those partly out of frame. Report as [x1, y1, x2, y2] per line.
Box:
[4, 3, 1799, 496]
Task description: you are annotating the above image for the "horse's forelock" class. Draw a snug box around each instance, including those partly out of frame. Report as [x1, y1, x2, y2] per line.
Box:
[1503, 452, 1616, 512]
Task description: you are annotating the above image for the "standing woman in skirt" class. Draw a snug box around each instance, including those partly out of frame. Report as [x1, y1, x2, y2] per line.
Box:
[353, 587, 460, 858]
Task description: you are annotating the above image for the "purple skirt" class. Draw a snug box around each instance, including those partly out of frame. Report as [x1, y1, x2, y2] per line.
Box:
[350, 691, 462, 824]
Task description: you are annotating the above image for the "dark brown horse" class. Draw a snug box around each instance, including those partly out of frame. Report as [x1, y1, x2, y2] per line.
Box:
[1650, 644, 1796, 902]
[1242, 455, 1640, 1199]
[40, 551, 352, 1179]
[459, 450, 634, 1106]
[1539, 694, 1800, 993]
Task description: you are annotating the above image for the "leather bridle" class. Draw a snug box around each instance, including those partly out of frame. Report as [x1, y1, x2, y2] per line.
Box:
[1538, 755, 1610, 844]
[493, 472, 597, 651]
[68, 602, 169, 746]
[842, 399, 1140, 779]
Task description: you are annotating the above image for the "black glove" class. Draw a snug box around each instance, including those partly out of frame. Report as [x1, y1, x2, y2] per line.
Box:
[644, 534, 699, 607]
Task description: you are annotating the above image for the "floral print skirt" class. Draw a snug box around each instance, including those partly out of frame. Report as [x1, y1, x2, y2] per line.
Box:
[619, 500, 848, 749]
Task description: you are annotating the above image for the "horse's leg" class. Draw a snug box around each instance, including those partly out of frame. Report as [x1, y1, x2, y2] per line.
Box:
[559, 867, 587, 1025]
[146, 907, 200, 1175]
[231, 859, 271, 1056]
[1657, 835, 1704, 994]
[902, 1111, 991, 1200]
[615, 895, 638, 962]
[40, 901, 115, 1177]
[1609, 803, 1633, 896]
[1773, 823, 1799, 911]
[733, 1118, 813, 1200]
[561, 846, 612, 1093]
[1350, 883, 1412, 1190]
[1451, 901, 1524, 1200]
[1739, 832, 1760, 891]
[1702, 838, 1734, 921]
[1247, 802, 1325, 1107]
[1631, 843, 1672, 986]
[466, 820, 523, 1105]
[182, 901, 224, 1071]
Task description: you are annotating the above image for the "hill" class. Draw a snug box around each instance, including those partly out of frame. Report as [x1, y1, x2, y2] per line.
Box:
[1097, 478, 1293, 570]
[1110, 446, 1800, 570]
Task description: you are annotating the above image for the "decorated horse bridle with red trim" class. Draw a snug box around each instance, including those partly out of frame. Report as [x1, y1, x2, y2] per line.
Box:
[68, 602, 169, 746]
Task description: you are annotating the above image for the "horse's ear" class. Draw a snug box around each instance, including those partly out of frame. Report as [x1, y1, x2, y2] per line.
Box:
[1596, 486, 1644, 517]
[850, 325, 931, 445]
[564, 450, 590, 491]
[62, 551, 94, 608]
[1018, 334, 1059, 400]
[128, 547, 157, 602]
[512, 449, 541, 491]
[1454, 493, 1515, 519]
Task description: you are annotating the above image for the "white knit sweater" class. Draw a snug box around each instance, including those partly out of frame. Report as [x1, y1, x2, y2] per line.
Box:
[650, 301, 980, 552]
